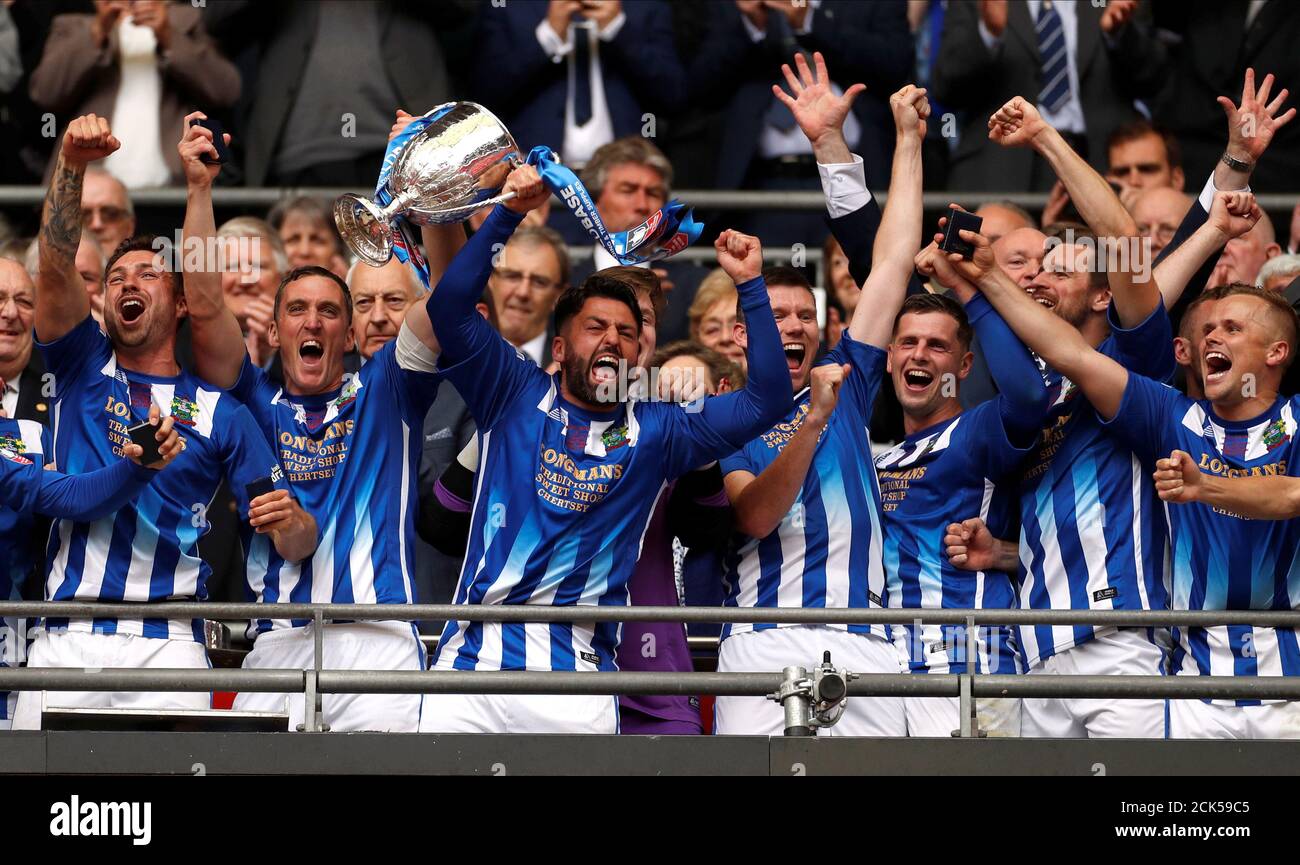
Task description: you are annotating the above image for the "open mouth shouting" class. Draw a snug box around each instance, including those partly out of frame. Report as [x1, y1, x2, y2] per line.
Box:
[1028, 288, 1056, 311]
[118, 295, 147, 325]
[590, 351, 622, 385]
[903, 367, 935, 393]
[1203, 349, 1233, 386]
[299, 338, 325, 365]
[784, 342, 807, 372]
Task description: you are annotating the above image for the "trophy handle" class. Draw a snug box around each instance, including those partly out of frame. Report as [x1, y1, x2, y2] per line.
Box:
[334, 193, 395, 267]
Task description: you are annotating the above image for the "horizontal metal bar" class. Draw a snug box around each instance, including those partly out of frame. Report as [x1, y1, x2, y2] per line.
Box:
[3, 668, 1300, 701]
[5, 601, 1300, 628]
[0, 186, 1294, 212]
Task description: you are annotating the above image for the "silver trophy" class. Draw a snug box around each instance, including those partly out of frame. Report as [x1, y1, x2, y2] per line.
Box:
[334, 102, 522, 266]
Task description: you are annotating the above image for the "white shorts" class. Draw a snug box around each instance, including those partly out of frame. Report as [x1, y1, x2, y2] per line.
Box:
[902, 696, 1022, 738]
[11, 630, 211, 730]
[419, 690, 619, 734]
[233, 620, 425, 733]
[1169, 698, 1300, 739]
[1021, 628, 1166, 739]
[713, 625, 907, 736]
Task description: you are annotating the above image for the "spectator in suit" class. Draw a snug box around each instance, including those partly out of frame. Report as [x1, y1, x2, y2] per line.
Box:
[1148, 0, 1300, 192]
[687, 267, 745, 371]
[81, 168, 135, 259]
[489, 225, 570, 368]
[30, 1, 239, 187]
[691, 0, 912, 245]
[932, 0, 1164, 191]
[0, 258, 45, 427]
[566, 135, 706, 343]
[473, 0, 686, 169]
[203, 0, 473, 187]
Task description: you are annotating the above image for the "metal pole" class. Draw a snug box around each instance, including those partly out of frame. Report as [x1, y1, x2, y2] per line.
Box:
[962, 615, 979, 738]
[778, 667, 814, 737]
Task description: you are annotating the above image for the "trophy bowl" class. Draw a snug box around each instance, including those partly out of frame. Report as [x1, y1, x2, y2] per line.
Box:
[335, 102, 522, 266]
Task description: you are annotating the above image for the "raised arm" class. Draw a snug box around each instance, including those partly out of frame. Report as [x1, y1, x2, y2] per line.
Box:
[1214, 69, 1295, 194]
[987, 96, 1151, 328]
[1154, 449, 1300, 520]
[178, 113, 246, 388]
[1154, 191, 1261, 308]
[849, 84, 927, 348]
[948, 229, 1131, 421]
[35, 114, 119, 342]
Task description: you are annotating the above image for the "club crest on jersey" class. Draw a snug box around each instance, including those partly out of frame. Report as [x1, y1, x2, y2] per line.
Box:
[1263, 418, 1290, 452]
[0, 434, 24, 455]
[170, 396, 199, 427]
[601, 425, 630, 451]
[332, 376, 361, 412]
[0, 446, 31, 465]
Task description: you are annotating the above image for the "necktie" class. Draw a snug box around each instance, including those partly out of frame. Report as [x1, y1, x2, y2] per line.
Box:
[572, 22, 593, 127]
[0, 378, 7, 418]
[764, 12, 803, 132]
[1037, 0, 1071, 115]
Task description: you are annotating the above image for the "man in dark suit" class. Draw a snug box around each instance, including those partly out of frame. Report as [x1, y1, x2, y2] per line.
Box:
[473, 0, 686, 168]
[202, 0, 475, 186]
[1148, 0, 1300, 192]
[690, 0, 912, 246]
[933, 0, 1165, 191]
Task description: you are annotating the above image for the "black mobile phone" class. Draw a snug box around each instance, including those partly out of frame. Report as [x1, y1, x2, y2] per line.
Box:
[245, 476, 276, 503]
[127, 420, 164, 467]
[194, 117, 231, 165]
[939, 207, 984, 261]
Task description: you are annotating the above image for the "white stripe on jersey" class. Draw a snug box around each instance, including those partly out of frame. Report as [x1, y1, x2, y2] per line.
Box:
[973, 479, 995, 610]
[1076, 466, 1114, 614]
[193, 386, 219, 439]
[348, 499, 376, 605]
[77, 519, 114, 601]
[397, 419, 414, 605]
[1025, 486, 1075, 655]
[310, 517, 335, 605]
[777, 505, 808, 609]
[16, 419, 43, 452]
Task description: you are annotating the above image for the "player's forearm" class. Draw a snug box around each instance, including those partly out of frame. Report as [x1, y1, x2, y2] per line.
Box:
[850, 134, 921, 345]
[183, 183, 245, 388]
[965, 294, 1048, 416]
[1195, 473, 1300, 520]
[36, 152, 91, 339]
[420, 222, 469, 287]
[810, 128, 854, 165]
[36, 459, 154, 522]
[731, 417, 826, 539]
[977, 267, 1092, 378]
[1153, 220, 1227, 310]
[1035, 127, 1139, 240]
[426, 205, 523, 362]
[992, 538, 1021, 573]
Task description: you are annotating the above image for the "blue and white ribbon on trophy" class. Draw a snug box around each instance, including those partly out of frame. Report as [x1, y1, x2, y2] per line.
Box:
[371, 107, 460, 291]
[525, 145, 704, 266]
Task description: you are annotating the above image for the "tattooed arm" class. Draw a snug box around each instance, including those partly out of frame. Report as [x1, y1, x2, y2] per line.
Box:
[36, 114, 120, 342]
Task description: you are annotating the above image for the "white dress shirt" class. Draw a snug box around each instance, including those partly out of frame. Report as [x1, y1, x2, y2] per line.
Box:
[102, 17, 171, 189]
[536, 13, 627, 167]
[816, 155, 872, 219]
[520, 331, 549, 367]
[0, 375, 18, 419]
[979, 0, 1086, 135]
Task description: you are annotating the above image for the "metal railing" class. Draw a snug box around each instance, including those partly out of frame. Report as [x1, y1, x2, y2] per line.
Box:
[0, 186, 1296, 212]
[3, 601, 1299, 734]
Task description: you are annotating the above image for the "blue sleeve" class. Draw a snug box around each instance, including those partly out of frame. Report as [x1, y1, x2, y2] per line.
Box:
[217, 402, 291, 520]
[1104, 301, 1177, 383]
[965, 293, 1050, 441]
[1153, 191, 1215, 328]
[35, 315, 110, 392]
[1097, 372, 1184, 464]
[367, 341, 443, 426]
[660, 276, 793, 478]
[6, 457, 155, 522]
[961, 399, 1037, 480]
[720, 440, 758, 478]
[823, 329, 887, 421]
[231, 353, 275, 411]
[428, 205, 547, 431]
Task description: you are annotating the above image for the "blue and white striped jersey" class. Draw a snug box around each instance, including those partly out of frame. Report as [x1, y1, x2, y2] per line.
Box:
[0, 417, 49, 725]
[1015, 305, 1175, 668]
[36, 316, 285, 641]
[1106, 378, 1300, 703]
[875, 401, 1028, 675]
[231, 341, 441, 634]
[719, 332, 888, 643]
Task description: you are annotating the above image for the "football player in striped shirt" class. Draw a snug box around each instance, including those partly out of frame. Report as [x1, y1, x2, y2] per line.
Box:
[710, 83, 931, 737]
[0, 407, 181, 727]
[16, 115, 316, 730]
[874, 245, 1049, 737]
[174, 116, 467, 732]
[414, 164, 790, 734]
